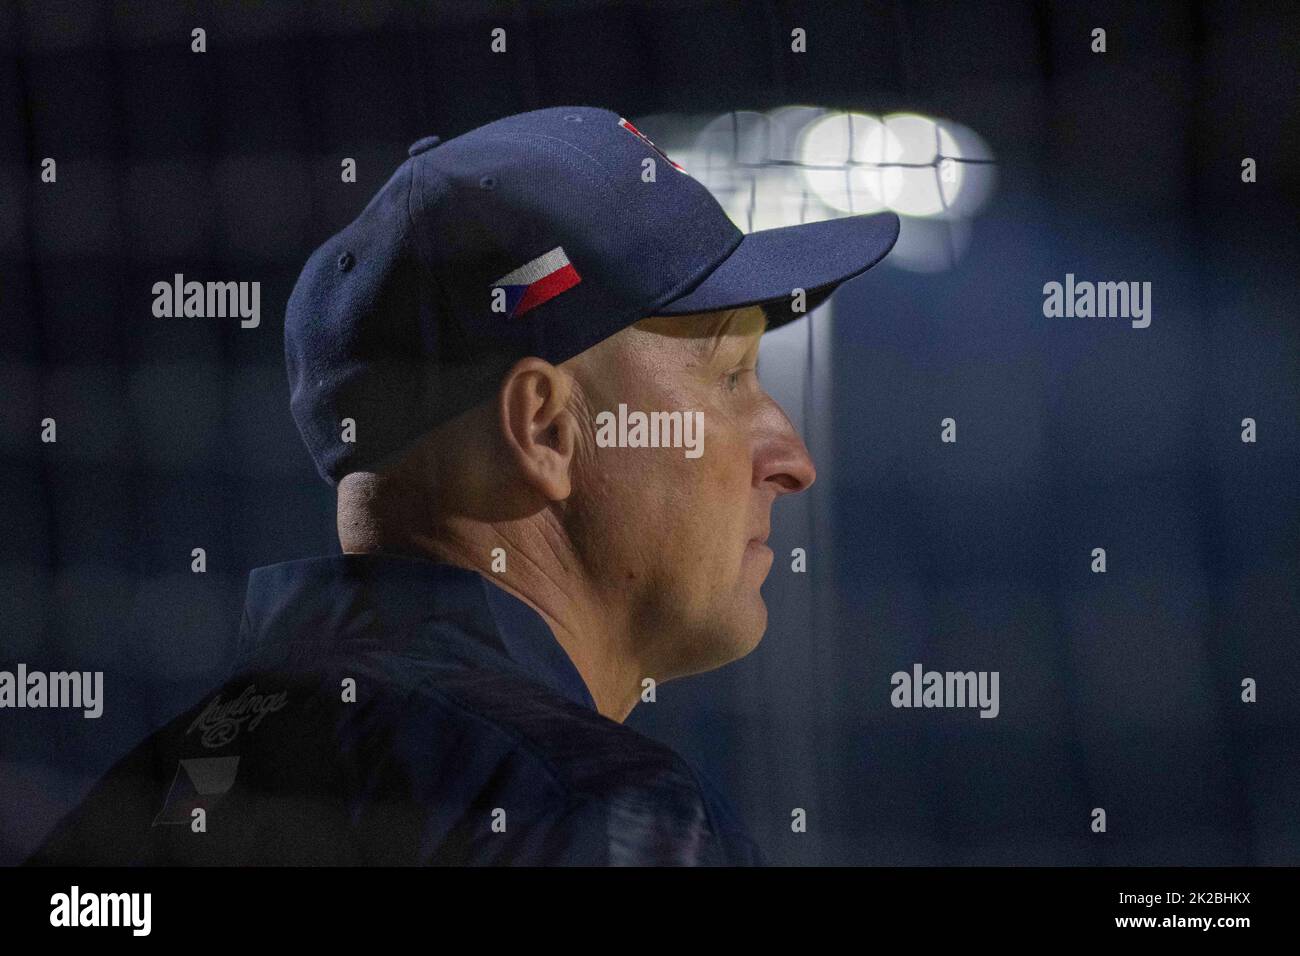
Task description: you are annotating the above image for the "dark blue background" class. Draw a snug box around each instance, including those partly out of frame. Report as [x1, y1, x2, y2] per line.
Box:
[1, 0, 1296, 866]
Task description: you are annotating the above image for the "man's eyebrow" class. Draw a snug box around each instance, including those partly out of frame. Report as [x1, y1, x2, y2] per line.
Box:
[705, 309, 738, 362]
[705, 307, 766, 362]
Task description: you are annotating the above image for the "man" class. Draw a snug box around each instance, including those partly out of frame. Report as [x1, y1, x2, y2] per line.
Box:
[27, 106, 898, 865]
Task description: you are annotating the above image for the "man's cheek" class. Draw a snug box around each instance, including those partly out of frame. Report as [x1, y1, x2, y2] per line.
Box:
[692, 457, 752, 563]
[696, 423, 752, 488]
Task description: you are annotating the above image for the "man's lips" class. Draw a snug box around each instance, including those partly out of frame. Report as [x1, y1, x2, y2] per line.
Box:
[745, 520, 772, 565]
[744, 537, 774, 579]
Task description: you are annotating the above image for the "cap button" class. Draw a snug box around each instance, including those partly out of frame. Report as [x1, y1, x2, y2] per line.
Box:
[407, 135, 441, 157]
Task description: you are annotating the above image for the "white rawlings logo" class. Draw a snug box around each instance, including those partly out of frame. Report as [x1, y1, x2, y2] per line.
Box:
[186, 684, 288, 748]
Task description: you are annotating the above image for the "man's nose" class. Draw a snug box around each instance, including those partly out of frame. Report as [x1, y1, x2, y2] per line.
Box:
[755, 399, 816, 494]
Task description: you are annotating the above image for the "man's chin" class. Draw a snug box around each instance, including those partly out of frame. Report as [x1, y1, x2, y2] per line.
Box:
[667, 601, 768, 678]
[739, 597, 768, 656]
[729, 621, 766, 663]
[708, 598, 769, 669]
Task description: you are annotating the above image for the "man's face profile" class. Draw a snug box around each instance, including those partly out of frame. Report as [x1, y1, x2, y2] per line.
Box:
[563, 305, 816, 680]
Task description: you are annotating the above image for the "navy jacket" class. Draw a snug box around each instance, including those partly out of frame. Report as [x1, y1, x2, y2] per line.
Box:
[26, 554, 769, 866]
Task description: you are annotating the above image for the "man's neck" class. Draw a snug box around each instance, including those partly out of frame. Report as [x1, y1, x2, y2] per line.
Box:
[353, 518, 646, 723]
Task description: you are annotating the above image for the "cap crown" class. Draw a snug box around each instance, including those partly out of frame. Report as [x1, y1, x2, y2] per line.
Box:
[286, 106, 741, 484]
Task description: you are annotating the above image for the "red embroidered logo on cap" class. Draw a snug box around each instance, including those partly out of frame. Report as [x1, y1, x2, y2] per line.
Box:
[617, 117, 687, 173]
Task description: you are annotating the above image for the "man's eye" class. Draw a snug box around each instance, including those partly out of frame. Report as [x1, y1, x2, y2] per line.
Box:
[726, 367, 756, 391]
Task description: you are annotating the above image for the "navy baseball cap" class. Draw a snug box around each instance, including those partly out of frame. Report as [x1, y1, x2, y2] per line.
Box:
[285, 105, 899, 485]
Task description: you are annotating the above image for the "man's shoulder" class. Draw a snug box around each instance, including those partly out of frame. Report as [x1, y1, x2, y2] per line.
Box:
[25, 650, 764, 865]
[398, 667, 770, 865]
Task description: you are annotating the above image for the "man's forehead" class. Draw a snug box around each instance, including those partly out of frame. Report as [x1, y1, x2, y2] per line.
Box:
[638, 304, 769, 341]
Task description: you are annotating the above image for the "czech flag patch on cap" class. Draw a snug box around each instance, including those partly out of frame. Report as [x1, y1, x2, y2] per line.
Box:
[490, 246, 582, 319]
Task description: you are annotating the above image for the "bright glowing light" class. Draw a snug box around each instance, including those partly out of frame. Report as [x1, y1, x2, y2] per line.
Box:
[630, 106, 997, 271]
[684, 111, 833, 232]
[879, 113, 964, 217]
[798, 111, 978, 217]
[798, 112, 896, 214]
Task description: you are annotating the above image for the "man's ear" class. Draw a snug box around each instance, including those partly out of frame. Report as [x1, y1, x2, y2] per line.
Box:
[496, 357, 577, 502]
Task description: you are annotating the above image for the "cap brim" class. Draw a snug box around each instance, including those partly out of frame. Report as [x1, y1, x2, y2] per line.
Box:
[653, 211, 900, 328]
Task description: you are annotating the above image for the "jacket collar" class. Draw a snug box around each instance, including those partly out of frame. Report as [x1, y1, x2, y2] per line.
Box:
[238, 553, 597, 713]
